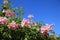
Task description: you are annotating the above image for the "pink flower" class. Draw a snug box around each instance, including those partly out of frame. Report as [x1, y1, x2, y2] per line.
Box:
[28, 14, 34, 18]
[41, 27, 46, 33]
[36, 24, 53, 35]
[21, 18, 27, 27]
[21, 18, 35, 28]
[40, 24, 53, 35]
[2, 9, 15, 17]
[0, 17, 7, 24]
[43, 30, 48, 35]
[7, 21, 19, 30]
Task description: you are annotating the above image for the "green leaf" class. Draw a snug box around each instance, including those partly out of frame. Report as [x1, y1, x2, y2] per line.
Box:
[0, 27, 4, 31]
[24, 38, 28, 40]
[31, 26, 37, 30]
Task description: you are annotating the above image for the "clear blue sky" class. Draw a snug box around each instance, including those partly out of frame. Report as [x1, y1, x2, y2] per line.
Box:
[0, 0, 60, 35]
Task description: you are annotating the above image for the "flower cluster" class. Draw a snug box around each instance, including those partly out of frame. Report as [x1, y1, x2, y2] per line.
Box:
[21, 18, 36, 28]
[2, 9, 15, 17]
[0, 17, 7, 24]
[0, 12, 53, 35]
[7, 21, 19, 30]
[36, 24, 53, 35]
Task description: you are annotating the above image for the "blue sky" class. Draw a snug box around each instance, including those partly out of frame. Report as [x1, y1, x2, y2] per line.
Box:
[0, 0, 60, 35]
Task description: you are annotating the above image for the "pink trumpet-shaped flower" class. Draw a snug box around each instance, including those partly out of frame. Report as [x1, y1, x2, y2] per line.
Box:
[36, 24, 53, 35]
[21, 18, 36, 28]
[21, 18, 31, 28]
[2, 9, 15, 17]
[7, 21, 19, 30]
[44, 24, 53, 31]
[0, 17, 7, 24]
[41, 24, 53, 35]
[21, 18, 27, 27]
[28, 14, 34, 18]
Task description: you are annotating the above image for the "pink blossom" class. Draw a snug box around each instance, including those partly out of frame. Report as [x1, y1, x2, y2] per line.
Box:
[21, 18, 27, 27]
[21, 18, 31, 28]
[7, 21, 19, 30]
[43, 30, 48, 35]
[45, 24, 53, 31]
[0, 17, 7, 24]
[40, 24, 53, 35]
[28, 14, 34, 18]
[41, 27, 46, 33]
[21, 18, 35, 28]
[2, 9, 15, 17]
[36, 24, 53, 35]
